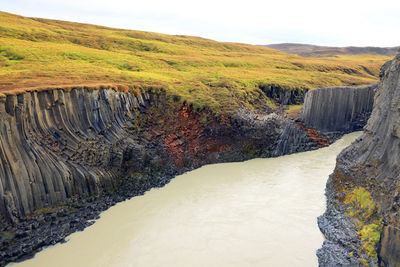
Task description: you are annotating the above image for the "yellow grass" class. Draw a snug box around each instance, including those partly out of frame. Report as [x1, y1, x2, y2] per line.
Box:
[0, 11, 390, 113]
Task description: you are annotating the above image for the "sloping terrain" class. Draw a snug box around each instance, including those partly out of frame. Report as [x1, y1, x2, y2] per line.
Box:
[0, 11, 390, 113]
[264, 43, 398, 57]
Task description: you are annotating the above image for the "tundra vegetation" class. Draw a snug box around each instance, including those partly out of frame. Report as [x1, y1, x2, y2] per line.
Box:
[344, 187, 383, 264]
[0, 11, 390, 113]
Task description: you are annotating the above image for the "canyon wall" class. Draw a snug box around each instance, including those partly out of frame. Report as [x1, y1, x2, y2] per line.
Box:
[259, 85, 306, 105]
[301, 83, 376, 132]
[318, 54, 400, 266]
[0, 87, 325, 265]
[0, 89, 163, 224]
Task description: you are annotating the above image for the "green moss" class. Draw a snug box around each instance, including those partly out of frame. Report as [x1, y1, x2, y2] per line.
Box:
[360, 257, 370, 267]
[344, 187, 382, 261]
[358, 222, 382, 258]
[344, 187, 376, 220]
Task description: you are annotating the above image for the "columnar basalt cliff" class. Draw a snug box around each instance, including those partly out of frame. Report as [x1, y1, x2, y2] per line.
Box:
[318, 54, 400, 266]
[301, 83, 376, 132]
[0, 87, 325, 266]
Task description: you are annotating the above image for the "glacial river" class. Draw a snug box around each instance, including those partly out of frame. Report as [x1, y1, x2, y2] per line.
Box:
[11, 132, 361, 267]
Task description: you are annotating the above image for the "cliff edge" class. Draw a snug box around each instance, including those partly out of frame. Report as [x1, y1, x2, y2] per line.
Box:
[318, 53, 400, 266]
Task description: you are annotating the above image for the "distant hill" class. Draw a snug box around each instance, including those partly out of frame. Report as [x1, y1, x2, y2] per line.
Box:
[263, 43, 399, 57]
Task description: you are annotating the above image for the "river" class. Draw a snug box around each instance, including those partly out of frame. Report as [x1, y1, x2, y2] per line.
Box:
[10, 132, 361, 267]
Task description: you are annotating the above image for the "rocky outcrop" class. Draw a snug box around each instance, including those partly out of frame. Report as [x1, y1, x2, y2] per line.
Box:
[0, 88, 154, 222]
[0, 86, 327, 266]
[379, 226, 400, 265]
[318, 54, 400, 266]
[301, 83, 376, 132]
[259, 84, 307, 105]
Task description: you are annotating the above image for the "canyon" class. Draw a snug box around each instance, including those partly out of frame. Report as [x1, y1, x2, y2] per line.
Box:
[0, 77, 377, 266]
[9, 132, 361, 267]
[3, 60, 398, 266]
[0, 85, 326, 266]
[0, 12, 399, 267]
[1, 57, 399, 265]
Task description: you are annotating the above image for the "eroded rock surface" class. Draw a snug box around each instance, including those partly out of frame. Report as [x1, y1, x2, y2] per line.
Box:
[302, 83, 376, 133]
[318, 54, 400, 266]
[0, 87, 325, 266]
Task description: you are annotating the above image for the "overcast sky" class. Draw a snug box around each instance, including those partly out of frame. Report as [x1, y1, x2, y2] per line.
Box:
[2, 0, 400, 47]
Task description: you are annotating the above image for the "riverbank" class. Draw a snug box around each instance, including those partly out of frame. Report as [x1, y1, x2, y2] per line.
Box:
[9, 132, 361, 267]
[0, 87, 328, 266]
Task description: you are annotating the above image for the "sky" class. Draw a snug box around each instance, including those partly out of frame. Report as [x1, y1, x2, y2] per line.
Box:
[2, 0, 400, 47]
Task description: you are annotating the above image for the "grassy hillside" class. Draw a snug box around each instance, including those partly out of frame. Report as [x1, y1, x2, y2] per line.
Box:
[0, 11, 391, 113]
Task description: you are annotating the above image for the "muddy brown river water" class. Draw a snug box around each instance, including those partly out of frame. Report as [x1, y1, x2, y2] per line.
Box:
[10, 132, 361, 267]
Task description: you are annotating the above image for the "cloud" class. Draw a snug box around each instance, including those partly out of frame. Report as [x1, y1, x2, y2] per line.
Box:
[2, 0, 400, 46]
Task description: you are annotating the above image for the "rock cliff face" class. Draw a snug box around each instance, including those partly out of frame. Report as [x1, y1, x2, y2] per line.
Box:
[301, 84, 376, 132]
[0, 87, 325, 266]
[0, 89, 136, 222]
[318, 54, 400, 266]
[259, 84, 307, 105]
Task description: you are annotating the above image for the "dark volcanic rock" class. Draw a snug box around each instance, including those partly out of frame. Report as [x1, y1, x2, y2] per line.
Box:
[258, 84, 307, 105]
[379, 226, 400, 266]
[0, 87, 326, 266]
[301, 83, 376, 133]
[318, 54, 400, 266]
